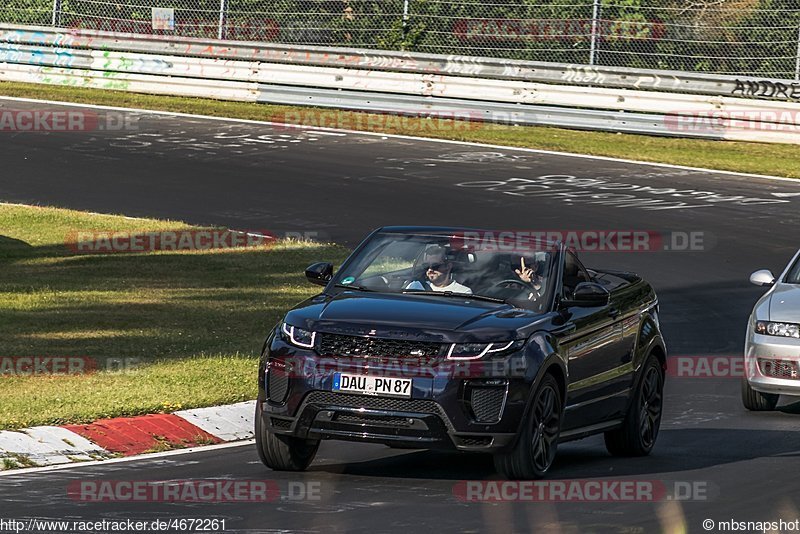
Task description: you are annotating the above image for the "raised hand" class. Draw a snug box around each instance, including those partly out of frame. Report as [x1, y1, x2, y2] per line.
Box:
[515, 256, 534, 283]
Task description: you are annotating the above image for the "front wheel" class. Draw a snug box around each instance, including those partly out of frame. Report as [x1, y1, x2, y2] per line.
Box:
[605, 354, 664, 457]
[255, 394, 319, 471]
[741, 378, 779, 411]
[494, 373, 563, 479]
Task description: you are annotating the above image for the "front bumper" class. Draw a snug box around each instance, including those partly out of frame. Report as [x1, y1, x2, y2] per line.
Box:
[261, 392, 515, 451]
[260, 338, 538, 452]
[745, 332, 800, 396]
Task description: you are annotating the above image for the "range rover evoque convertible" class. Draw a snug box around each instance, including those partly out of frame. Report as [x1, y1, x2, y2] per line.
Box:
[256, 227, 667, 479]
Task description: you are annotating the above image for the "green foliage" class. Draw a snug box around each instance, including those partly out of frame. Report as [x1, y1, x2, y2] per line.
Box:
[1, 0, 52, 24]
[377, 18, 427, 50]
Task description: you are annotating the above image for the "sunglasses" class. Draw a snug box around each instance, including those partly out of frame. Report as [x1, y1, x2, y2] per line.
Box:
[423, 261, 449, 271]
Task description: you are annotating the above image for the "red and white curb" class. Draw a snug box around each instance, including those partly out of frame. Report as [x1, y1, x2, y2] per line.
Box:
[0, 401, 255, 470]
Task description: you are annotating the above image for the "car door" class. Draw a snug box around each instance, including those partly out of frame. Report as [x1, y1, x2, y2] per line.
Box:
[557, 251, 630, 431]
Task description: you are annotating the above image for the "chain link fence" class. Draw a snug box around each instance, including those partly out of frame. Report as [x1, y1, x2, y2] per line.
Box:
[2, 0, 800, 79]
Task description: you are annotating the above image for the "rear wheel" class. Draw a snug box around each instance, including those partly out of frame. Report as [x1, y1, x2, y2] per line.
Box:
[605, 354, 663, 457]
[494, 373, 562, 479]
[741, 378, 779, 411]
[255, 393, 319, 471]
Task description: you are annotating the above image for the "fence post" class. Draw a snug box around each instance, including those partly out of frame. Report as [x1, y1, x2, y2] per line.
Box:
[795, 24, 800, 81]
[51, 0, 62, 26]
[218, 0, 228, 40]
[589, 0, 601, 66]
[401, 0, 411, 48]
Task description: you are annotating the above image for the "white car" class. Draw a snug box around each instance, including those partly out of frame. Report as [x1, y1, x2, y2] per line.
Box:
[743, 249, 800, 410]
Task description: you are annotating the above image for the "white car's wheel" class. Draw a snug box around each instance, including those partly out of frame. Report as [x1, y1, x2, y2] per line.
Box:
[741, 378, 779, 411]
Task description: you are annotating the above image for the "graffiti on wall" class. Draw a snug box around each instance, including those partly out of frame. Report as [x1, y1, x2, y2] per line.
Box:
[732, 79, 800, 101]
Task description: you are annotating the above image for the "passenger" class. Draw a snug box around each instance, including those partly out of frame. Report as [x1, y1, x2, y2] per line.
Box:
[407, 245, 472, 294]
[514, 255, 545, 300]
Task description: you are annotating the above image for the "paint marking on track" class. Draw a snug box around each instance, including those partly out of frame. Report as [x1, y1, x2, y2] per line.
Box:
[0, 95, 798, 184]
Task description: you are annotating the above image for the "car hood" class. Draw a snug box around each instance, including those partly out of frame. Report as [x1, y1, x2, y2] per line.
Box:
[284, 291, 547, 343]
[768, 284, 800, 322]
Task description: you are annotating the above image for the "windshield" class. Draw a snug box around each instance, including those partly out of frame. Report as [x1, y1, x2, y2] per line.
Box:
[331, 231, 557, 312]
[785, 254, 800, 284]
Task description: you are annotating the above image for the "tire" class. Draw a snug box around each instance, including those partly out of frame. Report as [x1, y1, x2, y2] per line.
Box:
[255, 393, 320, 471]
[741, 378, 779, 411]
[605, 354, 664, 457]
[494, 373, 563, 479]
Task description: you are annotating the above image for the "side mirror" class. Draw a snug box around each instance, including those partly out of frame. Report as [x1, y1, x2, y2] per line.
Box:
[562, 282, 610, 308]
[749, 269, 775, 287]
[305, 262, 333, 286]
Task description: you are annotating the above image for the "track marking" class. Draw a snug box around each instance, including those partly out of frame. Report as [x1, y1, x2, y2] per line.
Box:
[0, 95, 798, 184]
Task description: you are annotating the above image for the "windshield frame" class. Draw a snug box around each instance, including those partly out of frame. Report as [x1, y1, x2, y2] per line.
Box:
[782, 249, 800, 284]
[326, 229, 559, 312]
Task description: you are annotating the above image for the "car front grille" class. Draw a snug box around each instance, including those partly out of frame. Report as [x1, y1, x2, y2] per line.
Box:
[318, 333, 443, 359]
[305, 391, 436, 412]
[758, 358, 800, 380]
[335, 413, 414, 427]
[302, 391, 455, 431]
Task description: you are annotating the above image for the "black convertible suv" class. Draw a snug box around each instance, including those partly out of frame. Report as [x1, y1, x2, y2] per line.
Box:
[256, 227, 667, 478]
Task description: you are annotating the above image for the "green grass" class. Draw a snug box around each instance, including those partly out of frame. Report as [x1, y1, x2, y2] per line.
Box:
[1, 81, 799, 178]
[1, 453, 38, 468]
[0, 204, 350, 430]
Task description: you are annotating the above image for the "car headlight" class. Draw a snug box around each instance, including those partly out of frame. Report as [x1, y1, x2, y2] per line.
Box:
[447, 340, 524, 360]
[281, 323, 316, 348]
[755, 321, 800, 339]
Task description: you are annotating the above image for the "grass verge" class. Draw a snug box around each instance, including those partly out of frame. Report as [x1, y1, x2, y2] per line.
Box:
[0, 203, 349, 430]
[0, 81, 798, 178]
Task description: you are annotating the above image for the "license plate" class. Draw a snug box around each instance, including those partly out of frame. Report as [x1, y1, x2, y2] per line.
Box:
[332, 373, 412, 399]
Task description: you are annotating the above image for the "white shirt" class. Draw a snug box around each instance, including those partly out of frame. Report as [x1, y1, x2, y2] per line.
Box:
[406, 279, 472, 294]
[429, 280, 472, 294]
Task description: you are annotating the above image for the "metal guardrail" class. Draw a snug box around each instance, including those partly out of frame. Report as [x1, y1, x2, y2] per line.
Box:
[1, 24, 799, 145]
[3, 23, 799, 102]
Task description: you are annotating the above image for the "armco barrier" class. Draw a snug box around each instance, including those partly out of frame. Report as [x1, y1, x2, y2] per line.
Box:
[3, 23, 798, 99]
[1, 23, 799, 144]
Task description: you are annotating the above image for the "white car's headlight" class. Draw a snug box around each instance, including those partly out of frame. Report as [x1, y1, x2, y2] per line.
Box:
[281, 323, 316, 348]
[755, 321, 800, 339]
[447, 340, 524, 360]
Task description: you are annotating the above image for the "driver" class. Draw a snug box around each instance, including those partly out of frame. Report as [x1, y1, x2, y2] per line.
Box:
[406, 245, 472, 294]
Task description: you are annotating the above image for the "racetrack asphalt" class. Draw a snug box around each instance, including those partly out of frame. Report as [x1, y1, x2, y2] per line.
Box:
[1, 99, 800, 533]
